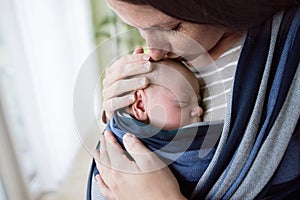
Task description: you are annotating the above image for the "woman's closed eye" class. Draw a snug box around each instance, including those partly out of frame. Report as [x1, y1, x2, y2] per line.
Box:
[172, 23, 182, 31]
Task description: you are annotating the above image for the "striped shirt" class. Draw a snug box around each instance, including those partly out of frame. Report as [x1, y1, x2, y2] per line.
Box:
[189, 39, 243, 121]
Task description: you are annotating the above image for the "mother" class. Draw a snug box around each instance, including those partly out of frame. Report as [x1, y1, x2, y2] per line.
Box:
[89, 0, 300, 199]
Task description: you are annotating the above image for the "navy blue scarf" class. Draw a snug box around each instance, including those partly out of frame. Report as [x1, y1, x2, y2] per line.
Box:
[191, 6, 300, 199]
[106, 112, 223, 198]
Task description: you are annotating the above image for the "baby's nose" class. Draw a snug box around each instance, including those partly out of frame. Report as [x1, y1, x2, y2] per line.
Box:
[191, 106, 203, 117]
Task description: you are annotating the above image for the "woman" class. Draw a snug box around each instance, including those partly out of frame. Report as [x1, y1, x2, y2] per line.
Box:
[89, 0, 300, 199]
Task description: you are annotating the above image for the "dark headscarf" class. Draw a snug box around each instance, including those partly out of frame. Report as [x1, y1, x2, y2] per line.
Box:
[120, 0, 299, 29]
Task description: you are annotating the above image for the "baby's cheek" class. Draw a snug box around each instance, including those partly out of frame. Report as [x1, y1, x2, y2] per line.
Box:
[180, 109, 195, 126]
[164, 107, 183, 129]
[149, 105, 165, 119]
[148, 105, 167, 130]
[148, 104, 186, 130]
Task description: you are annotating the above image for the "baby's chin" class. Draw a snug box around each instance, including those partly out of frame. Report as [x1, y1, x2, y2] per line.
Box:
[162, 121, 189, 131]
[179, 119, 201, 128]
[150, 121, 181, 131]
[148, 115, 200, 130]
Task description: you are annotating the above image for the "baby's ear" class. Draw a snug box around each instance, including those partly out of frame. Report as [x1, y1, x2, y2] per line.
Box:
[132, 90, 148, 122]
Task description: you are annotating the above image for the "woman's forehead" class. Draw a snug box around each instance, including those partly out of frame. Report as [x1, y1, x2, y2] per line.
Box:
[107, 0, 179, 29]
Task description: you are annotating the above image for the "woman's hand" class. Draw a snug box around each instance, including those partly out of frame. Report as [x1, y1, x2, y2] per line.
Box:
[102, 47, 152, 122]
[94, 130, 186, 200]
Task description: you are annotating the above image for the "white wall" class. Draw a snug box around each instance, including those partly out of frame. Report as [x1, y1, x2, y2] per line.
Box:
[0, 0, 97, 196]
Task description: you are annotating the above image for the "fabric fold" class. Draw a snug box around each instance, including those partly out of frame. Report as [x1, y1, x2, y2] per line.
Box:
[191, 6, 300, 199]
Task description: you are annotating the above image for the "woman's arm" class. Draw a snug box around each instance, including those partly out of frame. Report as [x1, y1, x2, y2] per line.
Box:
[94, 131, 187, 200]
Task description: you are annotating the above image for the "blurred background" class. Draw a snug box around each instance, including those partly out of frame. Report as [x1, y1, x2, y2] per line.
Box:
[0, 0, 143, 199]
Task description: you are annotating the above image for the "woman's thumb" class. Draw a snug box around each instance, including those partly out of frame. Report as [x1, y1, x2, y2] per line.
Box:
[123, 133, 166, 172]
[123, 133, 149, 154]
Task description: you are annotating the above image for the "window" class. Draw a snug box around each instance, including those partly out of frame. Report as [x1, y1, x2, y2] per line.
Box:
[0, 0, 95, 198]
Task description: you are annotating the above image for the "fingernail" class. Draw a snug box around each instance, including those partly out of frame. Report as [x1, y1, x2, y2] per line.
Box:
[143, 61, 150, 69]
[95, 174, 100, 182]
[104, 130, 115, 143]
[123, 133, 135, 144]
[142, 54, 150, 61]
[104, 130, 109, 137]
[139, 78, 146, 85]
[129, 95, 135, 103]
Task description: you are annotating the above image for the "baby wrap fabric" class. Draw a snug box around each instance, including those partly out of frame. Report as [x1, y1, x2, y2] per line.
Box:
[106, 112, 223, 198]
[191, 6, 300, 199]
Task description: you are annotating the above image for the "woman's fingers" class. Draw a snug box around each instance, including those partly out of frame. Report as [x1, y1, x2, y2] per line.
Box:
[102, 77, 149, 101]
[104, 131, 126, 170]
[97, 131, 139, 173]
[104, 131, 139, 173]
[103, 54, 151, 86]
[102, 52, 152, 121]
[94, 148, 114, 194]
[96, 132, 126, 190]
[133, 46, 144, 54]
[95, 131, 185, 200]
[102, 77, 149, 119]
[102, 93, 135, 120]
[99, 134, 110, 167]
[123, 133, 166, 172]
[95, 174, 116, 200]
[95, 174, 109, 193]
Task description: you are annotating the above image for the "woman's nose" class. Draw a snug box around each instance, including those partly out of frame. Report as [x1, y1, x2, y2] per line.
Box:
[139, 29, 170, 61]
[148, 48, 168, 61]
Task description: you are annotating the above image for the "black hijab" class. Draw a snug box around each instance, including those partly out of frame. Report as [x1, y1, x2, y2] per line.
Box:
[121, 0, 298, 29]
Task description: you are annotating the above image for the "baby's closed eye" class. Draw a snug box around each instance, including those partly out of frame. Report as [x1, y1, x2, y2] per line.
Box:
[172, 99, 190, 108]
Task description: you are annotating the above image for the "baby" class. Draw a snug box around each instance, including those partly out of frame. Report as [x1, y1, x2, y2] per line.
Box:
[123, 58, 203, 130]
[102, 59, 211, 198]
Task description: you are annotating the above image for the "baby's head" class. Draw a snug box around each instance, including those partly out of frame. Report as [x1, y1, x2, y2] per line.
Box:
[126, 59, 203, 130]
